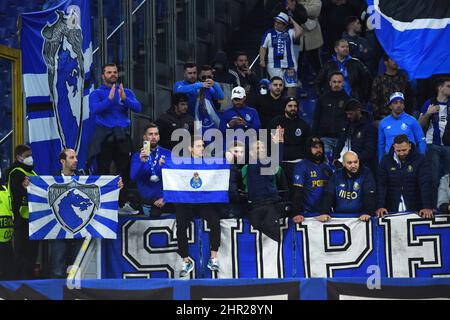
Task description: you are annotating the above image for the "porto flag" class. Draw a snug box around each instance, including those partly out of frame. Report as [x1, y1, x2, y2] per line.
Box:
[367, 0, 450, 78]
[162, 159, 230, 203]
[28, 175, 120, 240]
[20, 0, 94, 175]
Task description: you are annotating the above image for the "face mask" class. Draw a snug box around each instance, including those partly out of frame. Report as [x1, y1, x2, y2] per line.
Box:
[260, 88, 267, 95]
[22, 156, 34, 166]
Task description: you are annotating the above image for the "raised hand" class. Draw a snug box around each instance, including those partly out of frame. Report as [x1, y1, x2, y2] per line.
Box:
[119, 83, 127, 101]
[108, 84, 116, 101]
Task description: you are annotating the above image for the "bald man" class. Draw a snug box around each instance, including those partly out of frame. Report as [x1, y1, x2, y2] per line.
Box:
[318, 151, 376, 222]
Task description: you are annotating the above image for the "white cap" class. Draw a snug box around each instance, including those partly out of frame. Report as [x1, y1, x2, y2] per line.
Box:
[231, 86, 246, 99]
[274, 12, 289, 25]
[389, 92, 405, 104]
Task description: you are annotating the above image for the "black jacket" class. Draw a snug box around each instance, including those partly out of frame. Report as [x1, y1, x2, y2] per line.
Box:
[255, 93, 286, 129]
[313, 90, 350, 138]
[315, 57, 372, 103]
[333, 112, 377, 171]
[443, 117, 450, 146]
[156, 109, 194, 150]
[269, 114, 311, 161]
[377, 147, 432, 212]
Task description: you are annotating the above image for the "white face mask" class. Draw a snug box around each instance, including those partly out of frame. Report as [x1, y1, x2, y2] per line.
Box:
[260, 88, 268, 95]
[22, 156, 34, 166]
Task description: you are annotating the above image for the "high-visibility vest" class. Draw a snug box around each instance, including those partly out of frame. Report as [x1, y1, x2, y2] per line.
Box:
[0, 185, 13, 243]
[7, 167, 37, 220]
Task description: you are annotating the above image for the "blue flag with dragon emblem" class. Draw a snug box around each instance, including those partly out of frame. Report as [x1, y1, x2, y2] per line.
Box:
[367, 0, 450, 79]
[28, 175, 120, 239]
[20, 0, 94, 174]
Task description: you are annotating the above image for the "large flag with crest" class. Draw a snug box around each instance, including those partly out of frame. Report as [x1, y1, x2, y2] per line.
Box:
[28, 175, 120, 239]
[367, 0, 450, 79]
[162, 159, 230, 203]
[20, 0, 94, 174]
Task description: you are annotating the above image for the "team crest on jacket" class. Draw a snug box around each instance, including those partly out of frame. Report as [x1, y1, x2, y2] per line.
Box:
[245, 114, 251, 121]
[353, 182, 360, 191]
[295, 128, 302, 137]
[190, 172, 202, 189]
[48, 180, 100, 234]
[407, 165, 414, 173]
[356, 131, 362, 139]
[401, 123, 408, 130]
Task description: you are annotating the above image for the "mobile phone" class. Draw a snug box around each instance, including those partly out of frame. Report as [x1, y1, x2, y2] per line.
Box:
[143, 140, 150, 153]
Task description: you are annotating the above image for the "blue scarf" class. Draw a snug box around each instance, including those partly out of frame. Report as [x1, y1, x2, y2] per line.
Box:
[271, 28, 290, 61]
[332, 55, 353, 96]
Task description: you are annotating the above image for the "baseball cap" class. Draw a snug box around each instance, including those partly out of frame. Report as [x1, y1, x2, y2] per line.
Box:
[231, 86, 246, 99]
[274, 12, 289, 25]
[389, 92, 405, 104]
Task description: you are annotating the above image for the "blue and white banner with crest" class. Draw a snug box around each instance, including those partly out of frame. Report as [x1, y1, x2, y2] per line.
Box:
[27, 175, 120, 240]
[162, 160, 230, 203]
[21, 0, 94, 175]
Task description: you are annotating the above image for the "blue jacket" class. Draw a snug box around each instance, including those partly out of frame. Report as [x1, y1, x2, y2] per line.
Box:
[320, 166, 376, 215]
[173, 80, 225, 115]
[220, 106, 261, 132]
[89, 84, 141, 128]
[377, 148, 432, 212]
[130, 146, 171, 202]
[378, 112, 426, 162]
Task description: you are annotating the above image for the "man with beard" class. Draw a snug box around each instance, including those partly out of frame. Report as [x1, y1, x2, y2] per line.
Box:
[229, 52, 259, 106]
[291, 137, 333, 223]
[254, 76, 286, 129]
[376, 134, 433, 219]
[378, 92, 426, 162]
[270, 97, 311, 194]
[130, 123, 172, 218]
[319, 151, 376, 222]
[220, 86, 261, 133]
[89, 63, 141, 213]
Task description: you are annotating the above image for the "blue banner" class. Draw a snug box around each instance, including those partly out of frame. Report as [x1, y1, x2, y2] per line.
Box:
[367, 0, 450, 79]
[102, 213, 450, 279]
[21, 0, 94, 174]
[28, 175, 120, 239]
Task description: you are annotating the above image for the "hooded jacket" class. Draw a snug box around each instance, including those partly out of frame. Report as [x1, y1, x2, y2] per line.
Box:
[377, 146, 432, 212]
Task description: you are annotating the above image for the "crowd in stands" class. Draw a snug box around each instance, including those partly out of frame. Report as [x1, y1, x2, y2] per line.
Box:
[1, 0, 450, 280]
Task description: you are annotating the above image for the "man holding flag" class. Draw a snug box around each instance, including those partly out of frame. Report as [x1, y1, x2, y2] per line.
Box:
[162, 136, 230, 277]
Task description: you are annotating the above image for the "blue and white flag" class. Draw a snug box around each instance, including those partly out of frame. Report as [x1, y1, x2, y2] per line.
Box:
[21, 0, 94, 174]
[28, 175, 120, 239]
[367, 0, 450, 79]
[162, 159, 230, 203]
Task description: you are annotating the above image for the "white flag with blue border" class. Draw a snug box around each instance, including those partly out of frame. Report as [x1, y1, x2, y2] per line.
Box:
[162, 160, 230, 203]
[28, 175, 120, 239]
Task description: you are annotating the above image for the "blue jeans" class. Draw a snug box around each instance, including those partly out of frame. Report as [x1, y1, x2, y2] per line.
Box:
[49, 239, 83, 278]
[426, 144, 450, 207]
